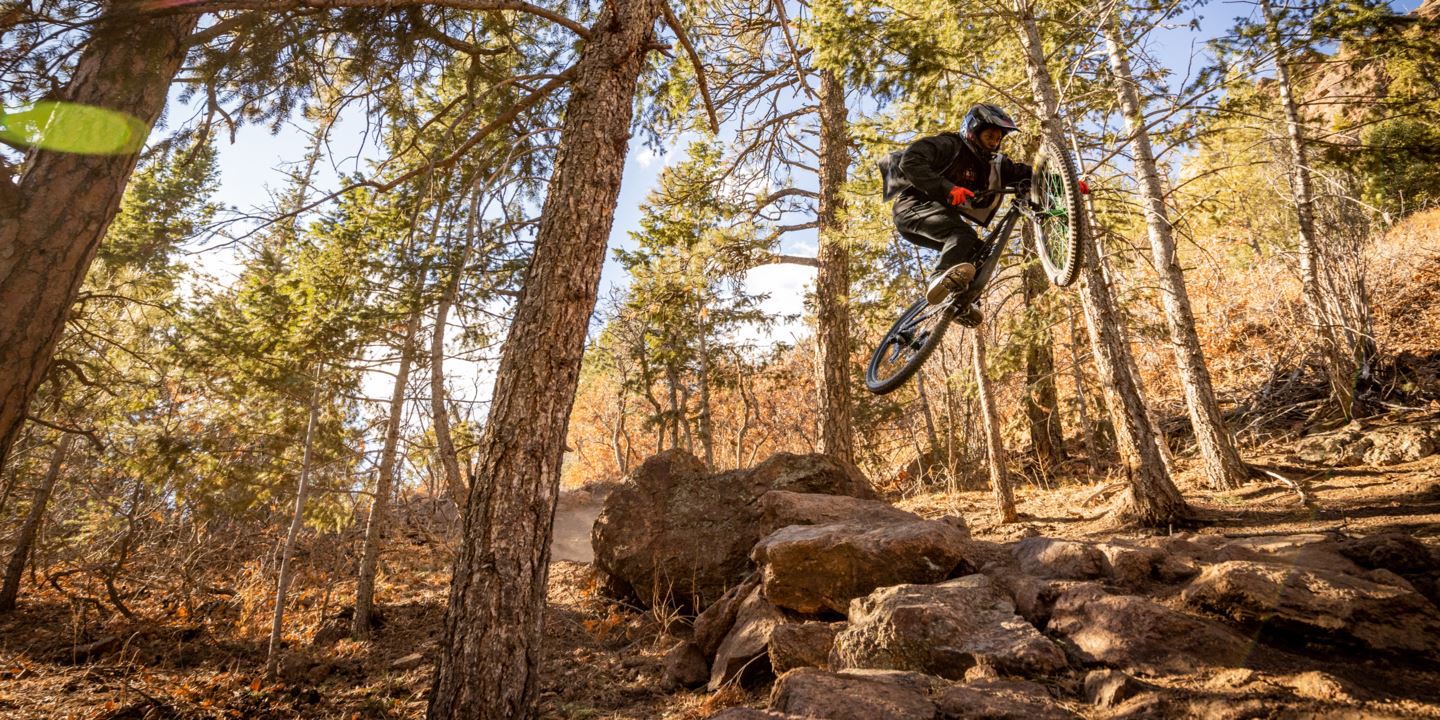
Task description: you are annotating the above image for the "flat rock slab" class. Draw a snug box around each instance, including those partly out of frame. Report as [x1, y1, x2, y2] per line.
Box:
[758, 490, 921, 538]
[753, 519, 973, 615]
[935, 678, 1081, 719]
[1181, 560, 1440, 654]
[769, 621, 842, 675]
[832, 575, 1068, 680]
[1014, 537, 1106, 580]
[771, 668, 938, 720]
[710, 585, 788, 690]
[1049, 584, 1253, 675]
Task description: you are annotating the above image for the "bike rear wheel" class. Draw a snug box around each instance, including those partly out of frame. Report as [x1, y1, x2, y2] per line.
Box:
[865, 297, 954, 395]
[1029, 139, 1085, 287]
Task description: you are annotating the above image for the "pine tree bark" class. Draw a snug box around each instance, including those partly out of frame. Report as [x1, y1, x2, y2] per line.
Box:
[0, 11, 198, 472]
[1022, 258, 1065, 474]
[425, 2, 663, 716]
[0, 433, 74, 612]
[972, 328, 1018, 523]
[431, 262, 469, 507]
[354, 308, 422, 638]
[1013, 1, 1186, 525]
[1103, 16, 1249, 490]
[814, 69, 855, 465]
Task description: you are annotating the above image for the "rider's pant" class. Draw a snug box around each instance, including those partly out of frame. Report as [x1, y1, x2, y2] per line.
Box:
[893, 202, 980, 276]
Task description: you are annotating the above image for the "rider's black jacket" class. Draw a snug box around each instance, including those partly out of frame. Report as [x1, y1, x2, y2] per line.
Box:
[883, 131, 1031, 226]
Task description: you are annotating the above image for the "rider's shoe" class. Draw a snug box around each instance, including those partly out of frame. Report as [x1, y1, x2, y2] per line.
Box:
[957, 303, 983, 327]
[925, 262, 976, 305]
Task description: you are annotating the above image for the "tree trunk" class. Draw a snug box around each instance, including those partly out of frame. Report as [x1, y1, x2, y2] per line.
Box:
[665, 363, 682, 451]
[431, 265, 468, 506]
[814, 69, 855, 465]
[696, 329, 715, 467]
[1258, 0, 1365, 418]
[1103, 16, 1248, 490]
[1067, 304, 1102, 472]
[354, 308, 422, 638]
[972, 328, 1017, 523]
[1022, 257, 1065, 475]
[1013, 1, 1186, 526]
[266, 390, 321, 679]
[0, 11, 199, 471]
[425, 2, 662, 717]
[0, 433, 74, 612]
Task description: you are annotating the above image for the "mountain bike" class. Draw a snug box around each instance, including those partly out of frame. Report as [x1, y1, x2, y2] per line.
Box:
[864, 139, 1087, 395]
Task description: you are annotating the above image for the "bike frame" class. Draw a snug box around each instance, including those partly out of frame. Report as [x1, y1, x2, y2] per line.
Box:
[946, 186, 1036, 311]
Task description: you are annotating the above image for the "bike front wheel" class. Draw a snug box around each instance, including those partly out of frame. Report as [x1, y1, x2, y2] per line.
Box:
[1029, 139, 1086, 287]
[865, 297, 954, 395]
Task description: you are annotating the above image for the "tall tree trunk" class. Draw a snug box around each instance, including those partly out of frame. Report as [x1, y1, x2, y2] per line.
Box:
[0, 11, 199, 471]
[814, 69, 855, 465]
[1022, 257, 1065, 474]
[1103, 15, 1248, 490]
[426, 2, 662, 716]
[972, 328, 1017, 523]
[665, 364, 682, 451]
[0, 433, 74, 612]
[696, 330, 715, 467]
[1067, 304, 1102, 472]
[1013, 1, 1186, 526]
[431, 265, 468, 507]
[1258, 0, 1365, 418]
[266, 389, 321, 679]
[354, 308, 422, 638]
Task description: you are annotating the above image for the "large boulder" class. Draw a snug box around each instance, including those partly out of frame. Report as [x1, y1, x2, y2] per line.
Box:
[1338, 533, 1437, 574]
[1180, 560, 1440, 654]
[832, 575, 1068, 679]
[592, 450, 876, 610]
[753, 519, 974, 615]
[770, 668, 938, 720]
[1048, 584, 1253, 675]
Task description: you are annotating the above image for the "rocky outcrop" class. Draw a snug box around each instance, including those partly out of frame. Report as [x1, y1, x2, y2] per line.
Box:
[752, 519, 973, 615]
[1013, 537, 1107, 580]
[592, 450, 875, 609]
[1295, 421, 1440, 467]
[1181, 560, 1440, 654]
[831, 575, 1068, 679]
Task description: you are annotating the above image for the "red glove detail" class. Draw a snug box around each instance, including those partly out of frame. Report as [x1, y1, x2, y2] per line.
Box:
[948, 186, 975, 206]
[1078, 179, 1090, 195]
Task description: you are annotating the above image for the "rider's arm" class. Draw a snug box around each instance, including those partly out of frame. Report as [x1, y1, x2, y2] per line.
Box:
[1002, 157, 1032, 185]
[898, 134, 963, 205]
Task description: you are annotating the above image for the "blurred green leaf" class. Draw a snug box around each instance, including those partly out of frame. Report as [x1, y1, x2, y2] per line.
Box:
[0, 101, 148, 155]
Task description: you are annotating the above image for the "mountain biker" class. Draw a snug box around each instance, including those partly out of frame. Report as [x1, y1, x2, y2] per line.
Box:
[881, 104, 1032, 319]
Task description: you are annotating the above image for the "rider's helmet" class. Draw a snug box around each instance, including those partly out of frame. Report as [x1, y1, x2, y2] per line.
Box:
[961, 103, 1020, 152]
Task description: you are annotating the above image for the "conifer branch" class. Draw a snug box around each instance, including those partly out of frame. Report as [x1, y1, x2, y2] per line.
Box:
[660, 2, 719, 134]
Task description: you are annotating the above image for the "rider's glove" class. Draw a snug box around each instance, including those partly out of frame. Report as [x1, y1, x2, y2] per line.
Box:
[948, 186, 975, 206]
[1078, 179, 1090, 195]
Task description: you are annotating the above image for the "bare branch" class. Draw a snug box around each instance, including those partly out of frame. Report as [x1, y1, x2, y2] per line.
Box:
[660, 2, 719, 134]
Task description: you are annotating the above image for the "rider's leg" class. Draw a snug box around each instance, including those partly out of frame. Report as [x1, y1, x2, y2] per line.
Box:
[895, 206, 982, 303]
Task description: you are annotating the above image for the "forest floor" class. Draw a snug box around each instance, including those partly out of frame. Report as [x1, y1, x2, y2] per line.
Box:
[3, 427, 1439, 719]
